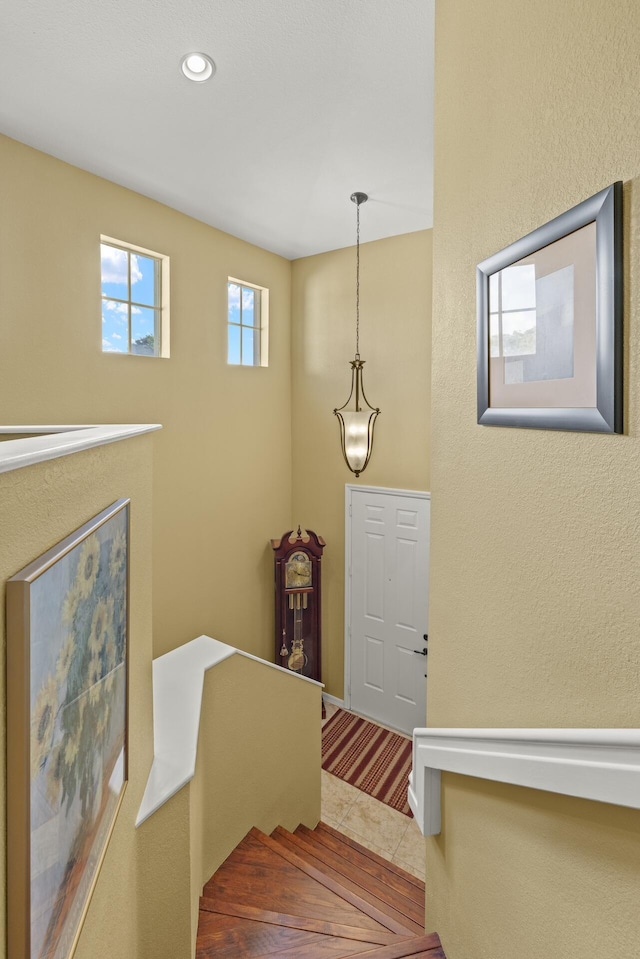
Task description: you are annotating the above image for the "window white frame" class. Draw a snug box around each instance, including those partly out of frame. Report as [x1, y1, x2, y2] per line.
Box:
[100, 235, 170, 358]
[227, 277, 269, 367]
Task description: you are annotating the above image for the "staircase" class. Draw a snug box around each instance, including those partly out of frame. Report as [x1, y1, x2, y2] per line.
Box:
[196, 821, 444, 958]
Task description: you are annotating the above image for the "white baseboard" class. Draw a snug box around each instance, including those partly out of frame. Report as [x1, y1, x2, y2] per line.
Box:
[322, 693, 345, 709]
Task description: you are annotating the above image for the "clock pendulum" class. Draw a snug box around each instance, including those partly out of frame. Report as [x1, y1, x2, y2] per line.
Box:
[288, 585, 308, 672]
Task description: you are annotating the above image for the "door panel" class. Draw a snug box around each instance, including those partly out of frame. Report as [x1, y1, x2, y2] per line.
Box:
[396, 645, 418, 703]
[397, 508, 418, 528]
[349, 488, 429, 734]
[396, 538, 417, 629]
[364, 533, 385, 621]
[364, 635, 384, 690]
[366, 504, 385, 523]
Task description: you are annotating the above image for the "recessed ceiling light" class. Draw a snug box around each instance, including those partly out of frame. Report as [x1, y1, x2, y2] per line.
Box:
[180, 53, 216, 82]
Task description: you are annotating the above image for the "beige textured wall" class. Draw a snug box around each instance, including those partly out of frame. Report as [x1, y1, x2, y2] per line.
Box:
[0, 440, 322, 959]
[189, 654, 322, 945]
[0, 133, 292, 662]
[291, 231, 432, 697]
[0, 438, 193, 959]
[428, 2, 640, 957]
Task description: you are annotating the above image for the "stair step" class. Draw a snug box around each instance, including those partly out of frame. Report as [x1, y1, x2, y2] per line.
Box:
[295, 823, 425, 913]
[314, 822, 424, 893]
[200, 897, 403, 945]
[254, 829, 420, 937]
[272, 826, 424, 929]
[196, 910, 383, 958]
[203, 829, 389, 934]
[197, 823, 444, 959]
[351, 934, 445, 958]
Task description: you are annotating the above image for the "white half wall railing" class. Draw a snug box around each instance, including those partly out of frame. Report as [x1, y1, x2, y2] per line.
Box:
[408, 727, 640, 836]
[0, 424, 162, 473]
[135, 634, 322, 826]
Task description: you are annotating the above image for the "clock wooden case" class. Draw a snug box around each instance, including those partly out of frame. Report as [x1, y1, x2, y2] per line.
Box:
[271, 527, 325, 682]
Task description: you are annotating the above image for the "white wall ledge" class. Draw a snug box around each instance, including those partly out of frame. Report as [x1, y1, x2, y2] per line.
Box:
[408, 727, 640, 836]
[0, 424, 162, 474]
[136, 635, 323, 827]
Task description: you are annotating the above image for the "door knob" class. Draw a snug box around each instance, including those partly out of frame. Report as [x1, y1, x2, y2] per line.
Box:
[423, 633, 428, 643]
[413, 647, 428, 656]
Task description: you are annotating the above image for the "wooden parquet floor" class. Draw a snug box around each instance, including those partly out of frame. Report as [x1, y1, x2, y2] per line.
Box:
[196, 821, 445, 958]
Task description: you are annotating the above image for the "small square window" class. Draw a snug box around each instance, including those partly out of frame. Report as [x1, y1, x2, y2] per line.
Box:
[227, 278, 269, 366]
[101, 237, 170, 357]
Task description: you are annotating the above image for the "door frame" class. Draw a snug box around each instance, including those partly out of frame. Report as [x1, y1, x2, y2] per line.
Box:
[343, 484, 431, 713]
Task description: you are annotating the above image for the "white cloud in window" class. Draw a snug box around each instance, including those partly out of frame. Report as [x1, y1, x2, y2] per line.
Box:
[130, 255, 142, 284]
[105, 301, 128, 314]
[112, 332, 122, 340]
[242, 288, 254, 309]
[228, 283, 240, 311]
[102, 338, 111, 348]
[101, 244, 143, 284]
[104, 301, 139, 319]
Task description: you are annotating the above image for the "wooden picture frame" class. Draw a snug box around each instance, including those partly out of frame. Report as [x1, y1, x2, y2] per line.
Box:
[477, 181, 622, 432]
[7, 499, 130, 959]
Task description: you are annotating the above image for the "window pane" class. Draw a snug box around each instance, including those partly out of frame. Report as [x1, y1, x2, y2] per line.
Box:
[489, 273, 499, 313]
[133, 255, 158, 307]
[242, 327, 255, 365]
[489, 313, 500, 358]
[228, 283, 241, 323]
[101, 244, 129, 300]
[501, 310, 536, 354]
[500, 264, 536, 312]
[102, 299, 129, 352]
[131, 307, 157, 355]
[242, 287, 254, 326]
[228, 324, 241, 364]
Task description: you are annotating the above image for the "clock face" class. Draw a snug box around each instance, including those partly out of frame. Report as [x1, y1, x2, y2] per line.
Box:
[285, 551, 312, 589]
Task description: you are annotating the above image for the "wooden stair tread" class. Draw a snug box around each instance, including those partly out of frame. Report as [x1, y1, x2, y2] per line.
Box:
[288, 825, 424, 920]
[351, 934, 444, 958]
[197, 823, 444, 959]
[299, 822, 425, 906]
[204, 828, 389, 933]
[253, 829, 419, 937]
[196, 911, 377, 958]
[199, 896, 403, 945]
[196, 911, 319, 958]
[315, 822, 425, 891]
[272, 826, 424, 930]
[203, 829, 388, 930]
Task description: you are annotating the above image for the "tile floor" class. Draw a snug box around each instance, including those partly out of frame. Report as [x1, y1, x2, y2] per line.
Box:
[321, 701, 425, 880]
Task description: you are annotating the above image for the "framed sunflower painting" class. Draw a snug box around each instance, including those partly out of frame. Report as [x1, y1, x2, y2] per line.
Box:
[6, 499, 129, 959]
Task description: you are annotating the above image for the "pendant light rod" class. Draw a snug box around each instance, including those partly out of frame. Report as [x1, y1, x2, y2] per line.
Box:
[350, 192, 368, 358]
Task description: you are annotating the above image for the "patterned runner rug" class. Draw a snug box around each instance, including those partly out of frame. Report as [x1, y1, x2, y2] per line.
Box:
[322, 708, 412, 817]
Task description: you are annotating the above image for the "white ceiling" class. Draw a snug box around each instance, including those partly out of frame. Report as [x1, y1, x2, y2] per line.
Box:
[0, 0, 434, 260]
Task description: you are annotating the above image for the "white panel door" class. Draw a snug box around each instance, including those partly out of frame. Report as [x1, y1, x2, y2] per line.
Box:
[348, 487, 429, 734]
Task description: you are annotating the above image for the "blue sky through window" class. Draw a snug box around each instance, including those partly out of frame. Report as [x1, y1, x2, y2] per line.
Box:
[101, 242, 161, 354]
[102, 300, 128, 353]
[228, 324, 241, 364]
[133, 256, 157, 306]
[228, 281, 261, 365]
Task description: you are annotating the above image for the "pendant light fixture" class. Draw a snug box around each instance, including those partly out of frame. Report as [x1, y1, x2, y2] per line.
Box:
[333, 192, 380, 477]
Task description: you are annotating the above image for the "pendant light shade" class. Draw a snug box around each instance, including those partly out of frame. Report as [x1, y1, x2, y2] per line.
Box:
[334, 359, 379, 476]
[333, 192, 380, 478]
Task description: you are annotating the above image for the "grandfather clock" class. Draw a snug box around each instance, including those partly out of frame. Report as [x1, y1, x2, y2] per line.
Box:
[271, 527, 325, 682]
